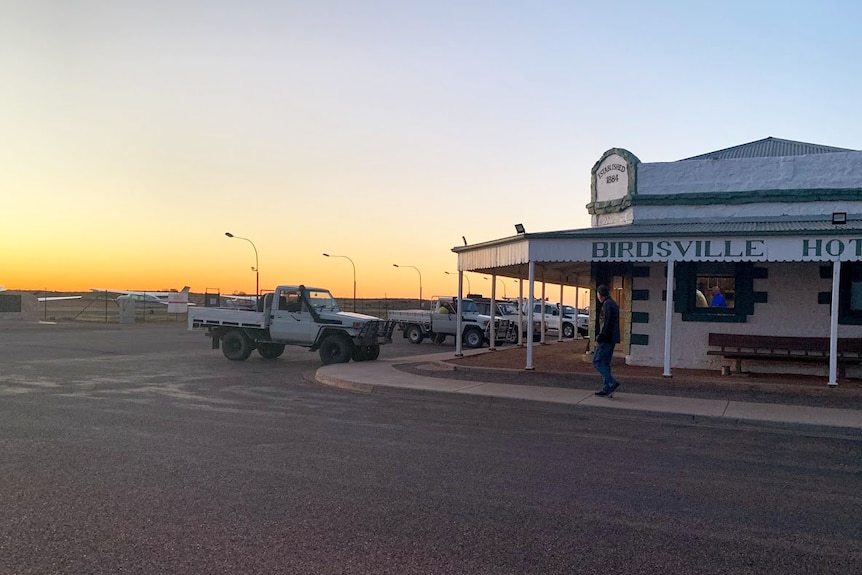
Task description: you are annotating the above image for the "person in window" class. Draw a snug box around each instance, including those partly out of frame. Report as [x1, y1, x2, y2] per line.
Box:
[710, 286, 728, 307]
[696, 283, 708, 308]
[436, 301, 451, 314]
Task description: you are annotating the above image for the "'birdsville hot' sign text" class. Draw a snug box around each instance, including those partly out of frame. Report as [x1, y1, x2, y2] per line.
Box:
[590, 237, 862, 262]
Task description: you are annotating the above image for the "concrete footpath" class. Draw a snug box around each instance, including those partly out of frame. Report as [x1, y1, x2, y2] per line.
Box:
[316, 350, 862, 431]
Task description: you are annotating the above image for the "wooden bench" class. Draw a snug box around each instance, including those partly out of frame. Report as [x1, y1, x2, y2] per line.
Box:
[707, 333, 862, 376]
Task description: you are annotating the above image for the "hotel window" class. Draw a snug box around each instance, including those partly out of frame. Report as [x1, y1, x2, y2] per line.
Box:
[695, 263, 735, 309]
[675, 262, 753, 322]
[839, 262, 862, 324]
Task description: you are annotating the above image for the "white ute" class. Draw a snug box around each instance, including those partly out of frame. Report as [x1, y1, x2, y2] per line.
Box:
[188, 285, 396, 364]
[388, 296, 514, 348]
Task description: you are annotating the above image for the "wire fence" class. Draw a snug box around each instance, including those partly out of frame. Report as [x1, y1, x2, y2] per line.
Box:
[18, 291, 430, 324]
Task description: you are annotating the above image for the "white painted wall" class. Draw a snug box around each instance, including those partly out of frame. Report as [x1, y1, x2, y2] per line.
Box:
[592, 211, 634, 227]
[627, 262, 862, 376]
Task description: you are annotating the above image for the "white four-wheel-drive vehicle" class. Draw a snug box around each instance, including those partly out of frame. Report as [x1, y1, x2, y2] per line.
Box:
[523, 301, 588, 338]
[472, 298, 542, 342]
[388, 297, 514, 348]
[188, 285, 396, 364]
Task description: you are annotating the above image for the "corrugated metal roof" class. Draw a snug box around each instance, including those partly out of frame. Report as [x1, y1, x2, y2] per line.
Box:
[680, 137, 856, 161]
[529, 217, 862, 240]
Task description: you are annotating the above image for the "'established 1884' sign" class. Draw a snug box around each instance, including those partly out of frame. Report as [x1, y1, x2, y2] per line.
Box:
[593, 153, 630, 204]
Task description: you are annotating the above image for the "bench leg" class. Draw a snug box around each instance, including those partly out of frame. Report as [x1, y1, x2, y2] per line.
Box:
[734, 358, 742, 374]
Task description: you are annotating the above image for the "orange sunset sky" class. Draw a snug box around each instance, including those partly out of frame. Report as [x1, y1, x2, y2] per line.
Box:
[3, 1, 860, 301]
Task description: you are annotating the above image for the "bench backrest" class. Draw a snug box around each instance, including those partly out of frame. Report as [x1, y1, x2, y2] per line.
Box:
[709, 332, 862, 353]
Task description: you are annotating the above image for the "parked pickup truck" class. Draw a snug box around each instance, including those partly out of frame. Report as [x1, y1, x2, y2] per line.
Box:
[523, 300, 589, 338]
[388, 297, 514, 348]
[473, 298, 542, 342]
[188, 284, 396, 364]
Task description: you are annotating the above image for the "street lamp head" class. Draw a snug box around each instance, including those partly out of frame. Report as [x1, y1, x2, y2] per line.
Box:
[393, 264, 399, 268]
[225, 232, 234, 238]
[323, 253, 330, 257]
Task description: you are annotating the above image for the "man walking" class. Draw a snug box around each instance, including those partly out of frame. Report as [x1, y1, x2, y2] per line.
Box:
[593, 284, 621, 397]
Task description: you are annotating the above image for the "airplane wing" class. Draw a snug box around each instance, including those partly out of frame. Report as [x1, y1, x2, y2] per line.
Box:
[37, 296, 83, 301]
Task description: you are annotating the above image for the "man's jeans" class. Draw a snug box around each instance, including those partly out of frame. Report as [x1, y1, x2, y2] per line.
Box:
[592, 342, 618, 392]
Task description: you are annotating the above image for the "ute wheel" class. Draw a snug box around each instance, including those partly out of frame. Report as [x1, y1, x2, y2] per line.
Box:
[364, 345, 380, 360]
[463, 327, 484, 349]
[562, 322, 575, 339]
[222, 330, 253, 361]
[352, 345, 380, 362]
[257, 343, 285, 359]
[406, 324, 424, 345]
[433, 333, 447, 345]
[319, 335, 352, 365]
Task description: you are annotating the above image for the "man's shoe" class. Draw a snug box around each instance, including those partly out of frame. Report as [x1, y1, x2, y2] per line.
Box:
[609, 382, 621, 395]
[595, 390, 610, 397]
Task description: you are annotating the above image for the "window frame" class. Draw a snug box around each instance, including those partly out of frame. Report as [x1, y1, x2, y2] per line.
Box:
[839, 262, 862, 325]
[675, 262, 754, 323]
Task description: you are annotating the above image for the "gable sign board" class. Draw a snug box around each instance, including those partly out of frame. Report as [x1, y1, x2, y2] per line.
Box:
[588, 148, 639, 215]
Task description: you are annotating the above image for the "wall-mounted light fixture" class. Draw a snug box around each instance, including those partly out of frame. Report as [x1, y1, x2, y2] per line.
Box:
[832, 212, 848, 225]
[514, 223, 526, 234]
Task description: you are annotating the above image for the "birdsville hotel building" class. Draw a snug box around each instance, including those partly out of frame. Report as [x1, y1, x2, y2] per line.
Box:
[453, 137, 862, 385]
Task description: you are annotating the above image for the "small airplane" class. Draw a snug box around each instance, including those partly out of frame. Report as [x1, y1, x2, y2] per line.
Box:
[90, 286, 192, 305]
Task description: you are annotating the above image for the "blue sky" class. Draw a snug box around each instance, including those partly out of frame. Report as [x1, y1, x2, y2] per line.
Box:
[2, 0, 861, 296]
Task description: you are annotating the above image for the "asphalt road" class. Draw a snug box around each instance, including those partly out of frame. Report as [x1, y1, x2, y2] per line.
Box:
[1, 322, 860, 574]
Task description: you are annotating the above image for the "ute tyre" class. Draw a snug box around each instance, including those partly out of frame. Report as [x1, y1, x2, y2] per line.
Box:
[319, 335, 352, 365]
[257, 343, 285, 359]
[222, 330, 253, 361]
[364, 345, 380, 360]
[562, 323, 575, 339]
[352, 345, 380, 362]
[464, 327, 484, 349]
[406, 324, 424, 345]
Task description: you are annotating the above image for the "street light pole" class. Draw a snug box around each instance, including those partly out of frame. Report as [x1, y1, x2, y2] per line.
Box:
[323, 253, 356, 312]
[393, 264, 423, 308]
[445, 271, 470, 295]
[494, 277, 507, 298]
[225, 232, 259, 302]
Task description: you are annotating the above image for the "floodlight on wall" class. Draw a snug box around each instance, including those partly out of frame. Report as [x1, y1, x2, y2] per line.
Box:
[832, 212, 848, 225]
[514, 223, 526, 234]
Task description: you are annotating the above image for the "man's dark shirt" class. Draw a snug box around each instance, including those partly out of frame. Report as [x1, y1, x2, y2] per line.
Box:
[597, 297, 621, 344]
